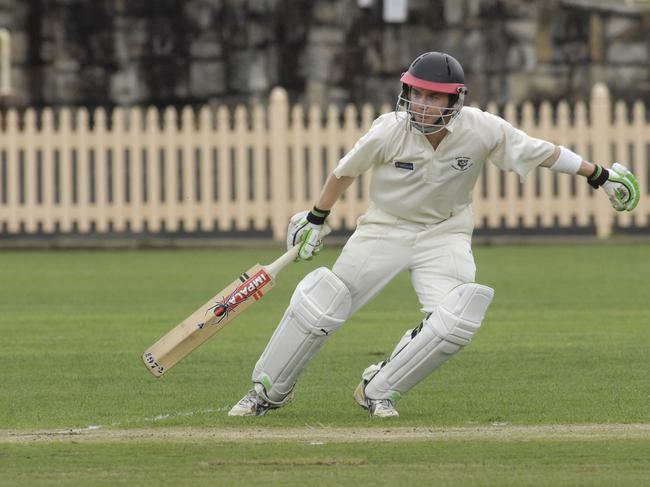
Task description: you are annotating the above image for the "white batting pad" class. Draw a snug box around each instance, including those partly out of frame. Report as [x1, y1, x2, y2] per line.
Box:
[253, 267, 351, 403]
[364, 283, 494, 401]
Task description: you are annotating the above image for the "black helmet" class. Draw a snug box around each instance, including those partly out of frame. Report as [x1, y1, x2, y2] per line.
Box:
[396, 52, 468, 134]
[400, 52, 466, 94]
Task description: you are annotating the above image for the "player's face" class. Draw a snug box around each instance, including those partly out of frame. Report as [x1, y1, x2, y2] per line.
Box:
[408, 87, 451, 125]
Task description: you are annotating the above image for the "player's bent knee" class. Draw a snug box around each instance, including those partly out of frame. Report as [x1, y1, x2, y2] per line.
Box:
[253, 267, 351, 403]
[364, 282, 494, 400]
[290, 267, 351, 335]
[427, 282, 495, 348]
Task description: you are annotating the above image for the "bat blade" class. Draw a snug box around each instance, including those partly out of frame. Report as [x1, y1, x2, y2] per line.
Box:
[142, 264, 274, 377]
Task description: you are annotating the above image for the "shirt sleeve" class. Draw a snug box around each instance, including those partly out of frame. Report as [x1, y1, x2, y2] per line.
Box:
[333, 114, 391, 178]
[486, 113, 555, 181]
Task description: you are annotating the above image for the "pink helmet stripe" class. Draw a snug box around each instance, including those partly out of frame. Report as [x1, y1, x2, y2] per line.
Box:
[400, 71, 464, 94]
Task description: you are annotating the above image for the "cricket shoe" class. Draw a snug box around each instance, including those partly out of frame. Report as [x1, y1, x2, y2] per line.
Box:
[353, 381, 399, 418]
[228, 384, 292, 417]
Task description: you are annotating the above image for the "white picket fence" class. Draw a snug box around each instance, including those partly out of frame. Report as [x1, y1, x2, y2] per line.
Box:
[0, 84, 647, 241]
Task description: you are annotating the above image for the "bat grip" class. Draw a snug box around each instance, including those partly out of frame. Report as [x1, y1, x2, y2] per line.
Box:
[266, 225, 332, 278]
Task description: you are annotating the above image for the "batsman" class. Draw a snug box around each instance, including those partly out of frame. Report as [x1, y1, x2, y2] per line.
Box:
[230, 51, 640, 418]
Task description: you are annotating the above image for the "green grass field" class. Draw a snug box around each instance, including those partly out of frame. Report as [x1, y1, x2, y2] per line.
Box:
[1, 244, 650, 485]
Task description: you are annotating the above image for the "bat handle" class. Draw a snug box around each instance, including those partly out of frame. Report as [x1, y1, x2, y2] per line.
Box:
[265, 225, 332, 278]
[266, 246, 299, 277]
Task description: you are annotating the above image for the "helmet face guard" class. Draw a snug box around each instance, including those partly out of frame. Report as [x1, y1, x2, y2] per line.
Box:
[395, 52, 467, 135]
[396, 85, 467, 135]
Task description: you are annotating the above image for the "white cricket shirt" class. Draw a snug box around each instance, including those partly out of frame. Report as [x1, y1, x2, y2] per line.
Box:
[333, 107, 555, 224]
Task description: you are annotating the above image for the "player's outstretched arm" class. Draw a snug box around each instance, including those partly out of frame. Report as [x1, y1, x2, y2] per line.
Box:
[288, 174, 356, 261]
[540, 146, 639, 212]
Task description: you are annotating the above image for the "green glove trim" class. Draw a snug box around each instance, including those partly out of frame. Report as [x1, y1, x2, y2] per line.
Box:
[603, 164, 640, 212]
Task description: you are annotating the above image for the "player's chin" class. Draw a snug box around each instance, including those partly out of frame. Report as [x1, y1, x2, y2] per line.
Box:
[412, 110, 436, 121]
[412, 115, 437, 127]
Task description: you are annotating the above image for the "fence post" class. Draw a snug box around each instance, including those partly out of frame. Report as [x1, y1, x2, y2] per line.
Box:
[269, 87, 289, 241]
[591, 83, 613, 238]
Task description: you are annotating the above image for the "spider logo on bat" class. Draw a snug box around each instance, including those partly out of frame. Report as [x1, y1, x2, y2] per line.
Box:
[196, 270, 271, 329]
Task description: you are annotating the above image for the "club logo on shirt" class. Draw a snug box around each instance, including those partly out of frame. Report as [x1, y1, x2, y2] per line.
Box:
[451, 156, 473, 171]
[394, 161, 414, 171]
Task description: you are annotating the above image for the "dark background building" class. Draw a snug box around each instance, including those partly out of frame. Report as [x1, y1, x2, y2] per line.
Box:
[1, 0, 649, 110]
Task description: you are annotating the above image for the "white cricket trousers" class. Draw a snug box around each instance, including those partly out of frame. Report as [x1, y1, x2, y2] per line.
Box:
[332, 204, 476, 315]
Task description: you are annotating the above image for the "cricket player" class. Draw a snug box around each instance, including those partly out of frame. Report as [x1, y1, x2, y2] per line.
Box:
[229, 52, 639, 417]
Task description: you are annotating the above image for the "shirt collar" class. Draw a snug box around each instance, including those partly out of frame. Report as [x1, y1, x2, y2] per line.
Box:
[444, 108, 463, 133]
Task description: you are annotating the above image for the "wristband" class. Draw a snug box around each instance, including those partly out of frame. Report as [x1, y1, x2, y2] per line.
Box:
[549, 146, 582, 174]
[306, 206, 330, 225]
[587, 164, 609, 189]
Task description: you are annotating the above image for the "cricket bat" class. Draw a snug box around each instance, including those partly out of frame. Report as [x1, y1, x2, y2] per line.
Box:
[142, 230, 328, 377]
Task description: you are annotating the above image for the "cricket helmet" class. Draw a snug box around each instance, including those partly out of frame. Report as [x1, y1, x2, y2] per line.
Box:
[396, 52, 468, 134]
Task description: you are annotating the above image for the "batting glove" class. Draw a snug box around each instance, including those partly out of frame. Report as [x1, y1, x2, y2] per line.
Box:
[287, 207, 331, 260]
[588, 163, 639, 212]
